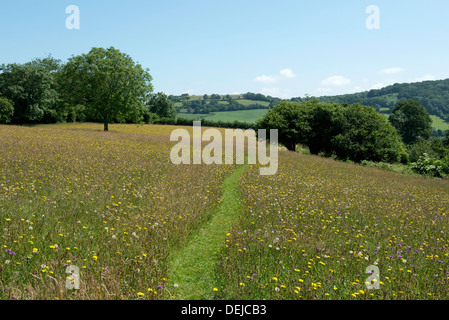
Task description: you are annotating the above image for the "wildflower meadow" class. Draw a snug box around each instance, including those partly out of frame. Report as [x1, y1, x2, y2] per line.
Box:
[1, 123, 448, 300]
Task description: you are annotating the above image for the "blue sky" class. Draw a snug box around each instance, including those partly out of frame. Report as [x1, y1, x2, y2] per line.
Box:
[1, 0, 448, 98]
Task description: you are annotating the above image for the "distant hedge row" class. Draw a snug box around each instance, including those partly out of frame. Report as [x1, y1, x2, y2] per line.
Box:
[151, 117, 255, 130]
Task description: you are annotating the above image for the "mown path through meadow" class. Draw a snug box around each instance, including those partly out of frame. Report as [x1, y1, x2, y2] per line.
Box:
[168, 164, 249, 300]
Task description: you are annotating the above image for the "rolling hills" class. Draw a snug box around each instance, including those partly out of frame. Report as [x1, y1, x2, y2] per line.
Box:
[171, 78, 449, 133]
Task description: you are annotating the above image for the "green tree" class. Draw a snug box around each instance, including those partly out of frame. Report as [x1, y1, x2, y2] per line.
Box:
[388, 100, 433, 144]
[147, 92, 177, 119]
[0, 58, 59, 123]
[332, 103, 408, 163]
[59, 47, 153, 131]
[257, 100, 407, 163]
[303, 99, 341, 155]
[443, 130, 449, 148]
[0, 96, 14, 124]
[256, 101, 311, 151]
[407, 138, 439, 162]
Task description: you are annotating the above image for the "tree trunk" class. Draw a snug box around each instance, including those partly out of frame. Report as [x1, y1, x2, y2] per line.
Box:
[286, 142, 296, 151]
[104, 122, 109, 131]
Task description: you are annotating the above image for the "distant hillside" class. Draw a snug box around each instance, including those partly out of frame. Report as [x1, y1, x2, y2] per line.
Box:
[306, 78, 449, 121]
[171, 79, 449, 135]
[168, 93, 280, 115]
[171, 79, 449, 122]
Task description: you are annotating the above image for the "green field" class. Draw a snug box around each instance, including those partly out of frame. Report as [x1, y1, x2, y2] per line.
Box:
[430, 115, 449, 131]
[178, 109, 269, 123]
[235, 99, 270, 107]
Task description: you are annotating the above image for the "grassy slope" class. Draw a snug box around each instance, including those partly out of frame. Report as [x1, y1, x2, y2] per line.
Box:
[177, 109, 269, 123]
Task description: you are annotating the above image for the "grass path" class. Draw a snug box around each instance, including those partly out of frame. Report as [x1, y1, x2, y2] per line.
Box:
[168, 164, 248, 300]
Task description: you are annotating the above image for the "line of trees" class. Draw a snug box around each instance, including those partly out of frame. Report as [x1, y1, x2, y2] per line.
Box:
[256, 98, 449, 173]
[168, 92, 282, 114]
[310, 78, 449, 122]
[180, 98, 268, 114]
[256, 98, 408, 163]
[0, 47, 177, 130]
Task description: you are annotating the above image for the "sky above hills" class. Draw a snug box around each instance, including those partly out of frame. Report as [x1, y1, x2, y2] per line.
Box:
[1, 0, 448, 99]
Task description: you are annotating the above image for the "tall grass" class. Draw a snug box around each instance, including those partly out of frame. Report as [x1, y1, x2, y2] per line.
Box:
[216, 151, 449, 299]
[0, 124, 233, 300]
[2, 123, 449, 300]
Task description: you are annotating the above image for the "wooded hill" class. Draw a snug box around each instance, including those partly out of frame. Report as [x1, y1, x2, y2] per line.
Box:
[171, 78, 449, 122]
[311, 78, 449, 121]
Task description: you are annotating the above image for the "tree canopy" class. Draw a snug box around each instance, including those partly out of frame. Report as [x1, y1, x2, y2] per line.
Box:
[0, 57, 59, 123]
[147, 92, 177, 119]
[59, 47, 153, 131]
[388, 100, 433, 145]
[256, 99, 407, 163]
[332, 103, 407, 163]
[0, 96, 14, 124]
[309, 78, 449, 121]
[256, 100, 311, 152]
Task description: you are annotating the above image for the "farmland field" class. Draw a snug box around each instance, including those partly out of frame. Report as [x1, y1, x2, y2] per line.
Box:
[178, 109, 268, 123]
[1, 123, 449, 300]
[430, 115, 449, 131]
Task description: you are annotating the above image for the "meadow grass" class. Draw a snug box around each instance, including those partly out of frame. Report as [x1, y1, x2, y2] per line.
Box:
[177, 113, 210, 120]
[216, 151, 449, 300]
[0, 123, 233, 300]
[1, 123, 449, 300]
[234, 100, 270, 107]
[168, 164, 248, 300]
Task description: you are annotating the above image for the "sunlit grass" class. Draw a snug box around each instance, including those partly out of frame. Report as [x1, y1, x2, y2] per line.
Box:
[2, 122, 449, 300]
[0, 124, 233, 300]
[216, 151, 449, 300]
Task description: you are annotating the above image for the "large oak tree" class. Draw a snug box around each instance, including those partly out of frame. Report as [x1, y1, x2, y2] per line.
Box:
[59, 47, 153, 131]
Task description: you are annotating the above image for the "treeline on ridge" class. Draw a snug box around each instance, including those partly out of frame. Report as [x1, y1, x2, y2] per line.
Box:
[308, 79, 449, 121]
[168, 92, 281, 114]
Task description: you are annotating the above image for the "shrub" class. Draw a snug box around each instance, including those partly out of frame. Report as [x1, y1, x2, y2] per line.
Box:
[410, 153, 448, 178]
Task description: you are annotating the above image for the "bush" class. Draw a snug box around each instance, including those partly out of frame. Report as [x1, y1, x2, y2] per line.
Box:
[361, 160, 414, 175]
[410, 153, 449, 178]
[407, 138, 445, 162]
